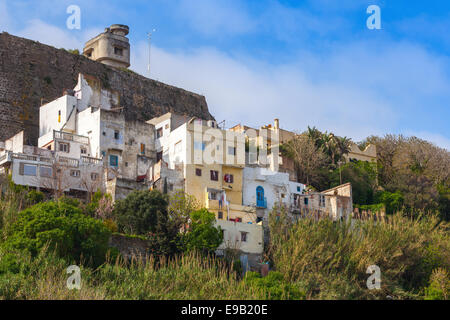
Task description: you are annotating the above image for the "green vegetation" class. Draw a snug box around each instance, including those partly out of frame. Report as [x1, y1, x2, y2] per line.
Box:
[267, 205, 449, 299]
[282, 129, 450, 220]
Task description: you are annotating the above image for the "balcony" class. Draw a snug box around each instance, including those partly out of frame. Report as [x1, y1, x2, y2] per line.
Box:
[81, 156, 103, 165]
[256, 197, 267, 209]
[57, 156, 79, 168]
[54, 130, 89, 145]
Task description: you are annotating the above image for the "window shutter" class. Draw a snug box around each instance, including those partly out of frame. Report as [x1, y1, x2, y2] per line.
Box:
[19, 163, 24, 175]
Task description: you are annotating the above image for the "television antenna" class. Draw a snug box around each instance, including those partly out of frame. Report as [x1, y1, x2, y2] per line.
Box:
[147, 29, 157, 77]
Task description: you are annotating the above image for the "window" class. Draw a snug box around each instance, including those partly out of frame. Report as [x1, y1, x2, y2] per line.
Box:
[101, 151, 106, 158]
[21, 164, 37, 176]
[80, 147, 87, 155]
[320, 195, 326, 207]
[210, 170, 219, 181]
[241, 232, 248, 242]
[157, 151, 163, 162]
[297, 186, 301, 192]
[114, 130, 120, 140]
[209, 191, 218, 200]
[169, 184, 174, 191]
[224, 174, 234, 183]
[156, 128, 163, 138]
[194, 141, 206, 150]
[109, 155, 119, 167]
[174, 141, 182, 153]
[70, 170, 80, 178]
[281, 193, 286, 199]
[228, 146, 236, 156]
[196, 168, 202, 177]
[40, 166, 52, 178]
[165, 124, 169, 129]
[140, 143, 145, 155]
[304, 197, 309, 206]
[218, 211, 223, 220]
[91, 173, 98, 181]
[114, 47, 123, 56]
[59, 142, 69, 153]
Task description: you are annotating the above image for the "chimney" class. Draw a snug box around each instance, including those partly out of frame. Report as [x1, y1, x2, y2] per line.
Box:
[274, 119, 280, 129]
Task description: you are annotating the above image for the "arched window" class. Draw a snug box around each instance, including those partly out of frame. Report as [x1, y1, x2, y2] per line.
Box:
[256, 186, 265, 208]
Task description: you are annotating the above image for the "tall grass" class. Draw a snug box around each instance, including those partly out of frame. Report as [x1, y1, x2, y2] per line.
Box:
[268, 209, 450, 299]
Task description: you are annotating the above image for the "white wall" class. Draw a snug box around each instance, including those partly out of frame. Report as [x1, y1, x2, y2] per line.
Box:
[243, 167, 291, 210]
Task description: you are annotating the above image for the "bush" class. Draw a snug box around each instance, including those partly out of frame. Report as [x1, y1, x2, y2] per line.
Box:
[183, 209, 223, 253]
[114, 190, 169, 235]
[2, 201, 111, 266]
[425, 268, 449, 300]
[114, 190, 182, 256]
[26, 190, 45, 206]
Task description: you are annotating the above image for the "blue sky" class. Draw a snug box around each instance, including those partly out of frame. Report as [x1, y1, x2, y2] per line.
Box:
[1, 0, 449, 149]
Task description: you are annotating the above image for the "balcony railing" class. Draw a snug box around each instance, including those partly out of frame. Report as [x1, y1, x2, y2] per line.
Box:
[256, 197, 267, 209]
[57, 156, 79, 168]
[54, 130, 89, 145]
[81, 156, 103, 165]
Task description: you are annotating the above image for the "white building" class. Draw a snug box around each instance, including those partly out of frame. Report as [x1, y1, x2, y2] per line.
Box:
[1, 73, 156, 200]
[242, 166, 305, 224]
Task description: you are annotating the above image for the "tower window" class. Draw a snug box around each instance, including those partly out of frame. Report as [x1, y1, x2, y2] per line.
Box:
[114, 47, 123, 56]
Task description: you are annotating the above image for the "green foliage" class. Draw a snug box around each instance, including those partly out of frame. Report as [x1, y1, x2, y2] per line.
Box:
[2, 201, 111, 266]
[183, 209, 223, 253]
[329, 160, 377, 205]
[114, 190, 169, 235]
[425, 268, 449, 300]
[26, 190, 45, 206]
[243, 271, 306, 300]
[114, 190, 181, 256]
[374, 191, 404, 214]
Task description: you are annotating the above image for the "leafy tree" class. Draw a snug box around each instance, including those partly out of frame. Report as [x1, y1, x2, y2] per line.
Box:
[114, 190, 181, 256]
[282, 134, 328, 187]
[2, 201, 111, 266]
[329, 160, 378, 205]
[183, 209, 223, 253]
[168, 191, 200, 234]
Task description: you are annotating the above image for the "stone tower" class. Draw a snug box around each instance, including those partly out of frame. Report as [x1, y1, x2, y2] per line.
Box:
[83, 24, 130, 69]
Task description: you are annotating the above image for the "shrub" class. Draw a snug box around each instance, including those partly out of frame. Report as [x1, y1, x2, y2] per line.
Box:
[183, 209, 223, 253]
[425, 268, 449, 300]
[114, 190, 169, 235]
[243, 271, 306, 300]
[114, 190, 182, 256]
[26, 190, 45, 206]
[2, 201, 111, 266]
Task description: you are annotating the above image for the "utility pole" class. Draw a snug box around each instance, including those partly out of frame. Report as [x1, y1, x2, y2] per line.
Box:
[147, 29, 156, 78]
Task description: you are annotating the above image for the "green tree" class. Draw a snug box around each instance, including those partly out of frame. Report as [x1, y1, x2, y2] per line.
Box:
[114, 190, 181, 256]
[183, 209, 223, 253]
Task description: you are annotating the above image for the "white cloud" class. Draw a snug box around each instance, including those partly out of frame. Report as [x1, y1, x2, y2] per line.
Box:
[130, 39, 450, 147]
[14, 19, 101, 51]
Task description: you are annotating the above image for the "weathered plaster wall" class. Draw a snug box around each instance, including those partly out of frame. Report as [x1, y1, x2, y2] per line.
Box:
[0, 32, 214, 145]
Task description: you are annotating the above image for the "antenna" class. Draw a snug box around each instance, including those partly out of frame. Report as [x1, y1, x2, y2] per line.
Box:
[147, 29, 157, 77]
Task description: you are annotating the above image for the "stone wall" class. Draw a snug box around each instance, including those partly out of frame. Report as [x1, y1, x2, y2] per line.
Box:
[0, 32, 214, 145]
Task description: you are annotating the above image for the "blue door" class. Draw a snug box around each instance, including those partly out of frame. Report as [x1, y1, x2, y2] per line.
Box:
[256, 186, 265, 208]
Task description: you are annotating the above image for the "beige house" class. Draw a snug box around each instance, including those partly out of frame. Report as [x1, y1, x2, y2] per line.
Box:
[292, 183, 353, 221]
